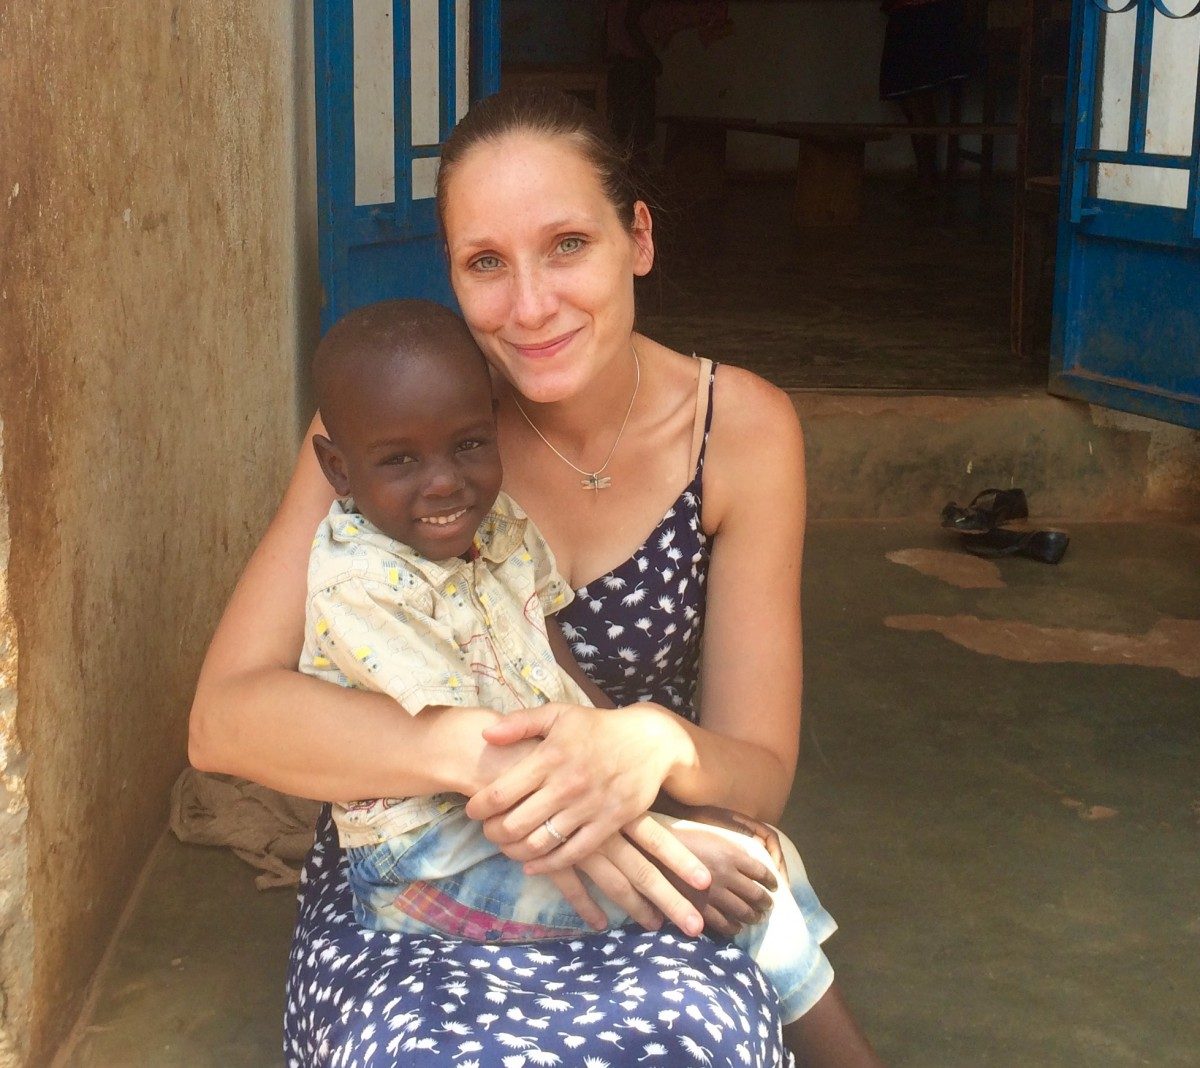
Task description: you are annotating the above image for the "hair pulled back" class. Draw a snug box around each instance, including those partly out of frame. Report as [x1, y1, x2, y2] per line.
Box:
[436, 88, 641, 232]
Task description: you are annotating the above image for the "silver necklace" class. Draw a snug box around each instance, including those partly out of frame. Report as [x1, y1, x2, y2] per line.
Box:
[512, 345, 641, 491]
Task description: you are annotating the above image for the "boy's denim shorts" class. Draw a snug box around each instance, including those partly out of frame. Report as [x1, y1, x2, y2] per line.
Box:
[346, 808, 837, 1022]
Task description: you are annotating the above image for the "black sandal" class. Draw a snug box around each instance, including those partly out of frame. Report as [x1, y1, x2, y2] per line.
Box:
[959, 527, 1069, 565]
[940, 488, 1029, 533]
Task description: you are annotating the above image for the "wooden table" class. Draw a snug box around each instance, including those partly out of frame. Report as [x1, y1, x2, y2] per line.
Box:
[661, 116, 1018, 225]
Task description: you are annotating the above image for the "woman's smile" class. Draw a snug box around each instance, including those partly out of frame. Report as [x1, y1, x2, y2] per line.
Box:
[509, 328, 582, 360]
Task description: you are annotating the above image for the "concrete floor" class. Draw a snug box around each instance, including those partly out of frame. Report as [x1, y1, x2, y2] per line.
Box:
[59, 519, 1199, 1066]
[639, 177, 1046, 392]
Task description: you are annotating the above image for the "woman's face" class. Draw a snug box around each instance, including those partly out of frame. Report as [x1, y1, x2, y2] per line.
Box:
[441, 133, 654, 405]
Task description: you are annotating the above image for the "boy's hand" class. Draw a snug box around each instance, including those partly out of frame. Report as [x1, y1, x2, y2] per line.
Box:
[648, 803, 790, 939]
[674, 804, 789, 881]
[654, 823, 774, 939]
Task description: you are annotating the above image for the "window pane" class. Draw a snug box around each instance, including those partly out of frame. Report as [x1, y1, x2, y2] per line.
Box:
[1096, 9, 1137, 152]
[353, 0, 396, 206]
[412, 156, 441, 200]
[1145, 7, 1200, 156]
[1094, 4, 1197, 208]
[1095, 162, 1189, 208]
[456, 0, 470, 122]
[411, 1, 441, 146]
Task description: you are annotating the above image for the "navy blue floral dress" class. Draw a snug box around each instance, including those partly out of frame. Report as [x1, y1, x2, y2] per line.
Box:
[284, 363, 795, 1066]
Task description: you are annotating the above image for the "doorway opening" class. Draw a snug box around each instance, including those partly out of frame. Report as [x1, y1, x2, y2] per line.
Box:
[501, 0, 1069, 392]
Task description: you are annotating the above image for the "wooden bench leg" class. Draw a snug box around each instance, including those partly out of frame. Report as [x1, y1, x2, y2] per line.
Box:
[794, 138, 866, 226]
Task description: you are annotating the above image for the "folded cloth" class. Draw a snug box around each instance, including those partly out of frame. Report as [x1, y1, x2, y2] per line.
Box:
[169, 769, 322, 890]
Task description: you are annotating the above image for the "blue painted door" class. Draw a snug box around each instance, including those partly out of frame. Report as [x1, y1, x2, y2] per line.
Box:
[1052, 0, 1200, 429]
[315, 0, 500, 333]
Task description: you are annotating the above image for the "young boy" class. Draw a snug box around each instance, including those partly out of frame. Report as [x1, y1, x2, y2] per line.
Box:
[301, 299, 833, 1022]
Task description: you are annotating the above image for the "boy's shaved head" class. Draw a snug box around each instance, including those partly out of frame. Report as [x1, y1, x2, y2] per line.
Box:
[313, 299, 489, 440]
[309, 299, 502, 559]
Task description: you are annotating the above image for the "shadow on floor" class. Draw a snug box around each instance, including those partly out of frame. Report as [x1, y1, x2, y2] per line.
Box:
[61, 522, 1199, 1066]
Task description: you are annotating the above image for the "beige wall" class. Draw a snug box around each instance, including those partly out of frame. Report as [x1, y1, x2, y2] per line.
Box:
[0, 4, 314, 1061]
[0, 421, 31, 1068]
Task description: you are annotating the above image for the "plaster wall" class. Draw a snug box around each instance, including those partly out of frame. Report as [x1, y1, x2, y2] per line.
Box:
[1089, 406, 1200, 516]
[0, 425, 31, 1068]
[0, 4, 315, 1061]
[657, 1, 1008, 174]
[659, 1, 912, 172]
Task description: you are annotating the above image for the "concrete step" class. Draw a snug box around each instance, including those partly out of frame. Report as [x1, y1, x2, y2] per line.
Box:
[791, 389, 1200, 521]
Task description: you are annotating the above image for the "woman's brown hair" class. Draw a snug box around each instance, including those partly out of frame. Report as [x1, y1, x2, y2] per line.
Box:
[436, 87, 641, 232]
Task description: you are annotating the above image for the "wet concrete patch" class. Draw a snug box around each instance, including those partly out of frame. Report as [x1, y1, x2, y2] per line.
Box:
[1061, 799, 1119, 820]
[886, 548, 1006, 589]
[884, 613, 1200, 678]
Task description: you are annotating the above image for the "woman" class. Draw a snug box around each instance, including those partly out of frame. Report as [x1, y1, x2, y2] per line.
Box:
[190, 89, 880, 1066]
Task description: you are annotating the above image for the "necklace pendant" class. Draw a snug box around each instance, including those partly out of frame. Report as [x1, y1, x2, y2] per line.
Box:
[582, 473, 612, 491]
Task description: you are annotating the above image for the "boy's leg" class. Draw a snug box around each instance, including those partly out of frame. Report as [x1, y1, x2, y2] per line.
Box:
[782, 984, 884, 1068]
[655, 817, 883, 1065]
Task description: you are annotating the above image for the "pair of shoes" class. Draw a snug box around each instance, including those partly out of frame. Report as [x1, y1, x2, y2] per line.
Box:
[941, 487, 1069, 565]
[940, 488, 1029, 532]
[959, 528, 1070, 565]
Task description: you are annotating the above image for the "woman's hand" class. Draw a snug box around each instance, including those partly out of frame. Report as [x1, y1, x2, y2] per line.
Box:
[576, 824, 706, 936]
[464, 702, 705, 880]
[510, 819, 709, 938]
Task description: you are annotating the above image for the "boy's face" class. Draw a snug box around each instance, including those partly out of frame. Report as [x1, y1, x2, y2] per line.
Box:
[314, 352, 502, 560]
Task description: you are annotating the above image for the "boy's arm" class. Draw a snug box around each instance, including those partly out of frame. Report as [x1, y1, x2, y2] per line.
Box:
[521, 507, 614, 711]
[545, 620, 616, 709]
[652, 796, 787, 877]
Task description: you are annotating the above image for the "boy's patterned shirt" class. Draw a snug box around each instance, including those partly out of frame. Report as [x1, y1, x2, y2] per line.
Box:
[300, 491, 586, 847]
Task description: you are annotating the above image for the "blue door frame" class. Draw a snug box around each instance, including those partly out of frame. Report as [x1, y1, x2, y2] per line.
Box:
[314, 0, 500, 333]
[1051, 0, 1200, 429]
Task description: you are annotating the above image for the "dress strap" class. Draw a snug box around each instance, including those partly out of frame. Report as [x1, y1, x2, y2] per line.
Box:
[689, 358, 717, 477]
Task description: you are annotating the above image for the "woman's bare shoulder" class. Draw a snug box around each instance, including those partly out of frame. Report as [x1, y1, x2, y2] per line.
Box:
[703, 364, 805, 527]
[711, 363, 803, 450]
[635, 335, 708, 390]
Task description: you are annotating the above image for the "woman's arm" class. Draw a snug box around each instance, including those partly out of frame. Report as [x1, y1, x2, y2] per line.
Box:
[658, 367, 806, 822]
[188, 413, 508, 800]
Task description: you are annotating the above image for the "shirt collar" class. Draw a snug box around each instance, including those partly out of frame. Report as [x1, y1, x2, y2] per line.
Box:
[328, 493, 529, 580]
